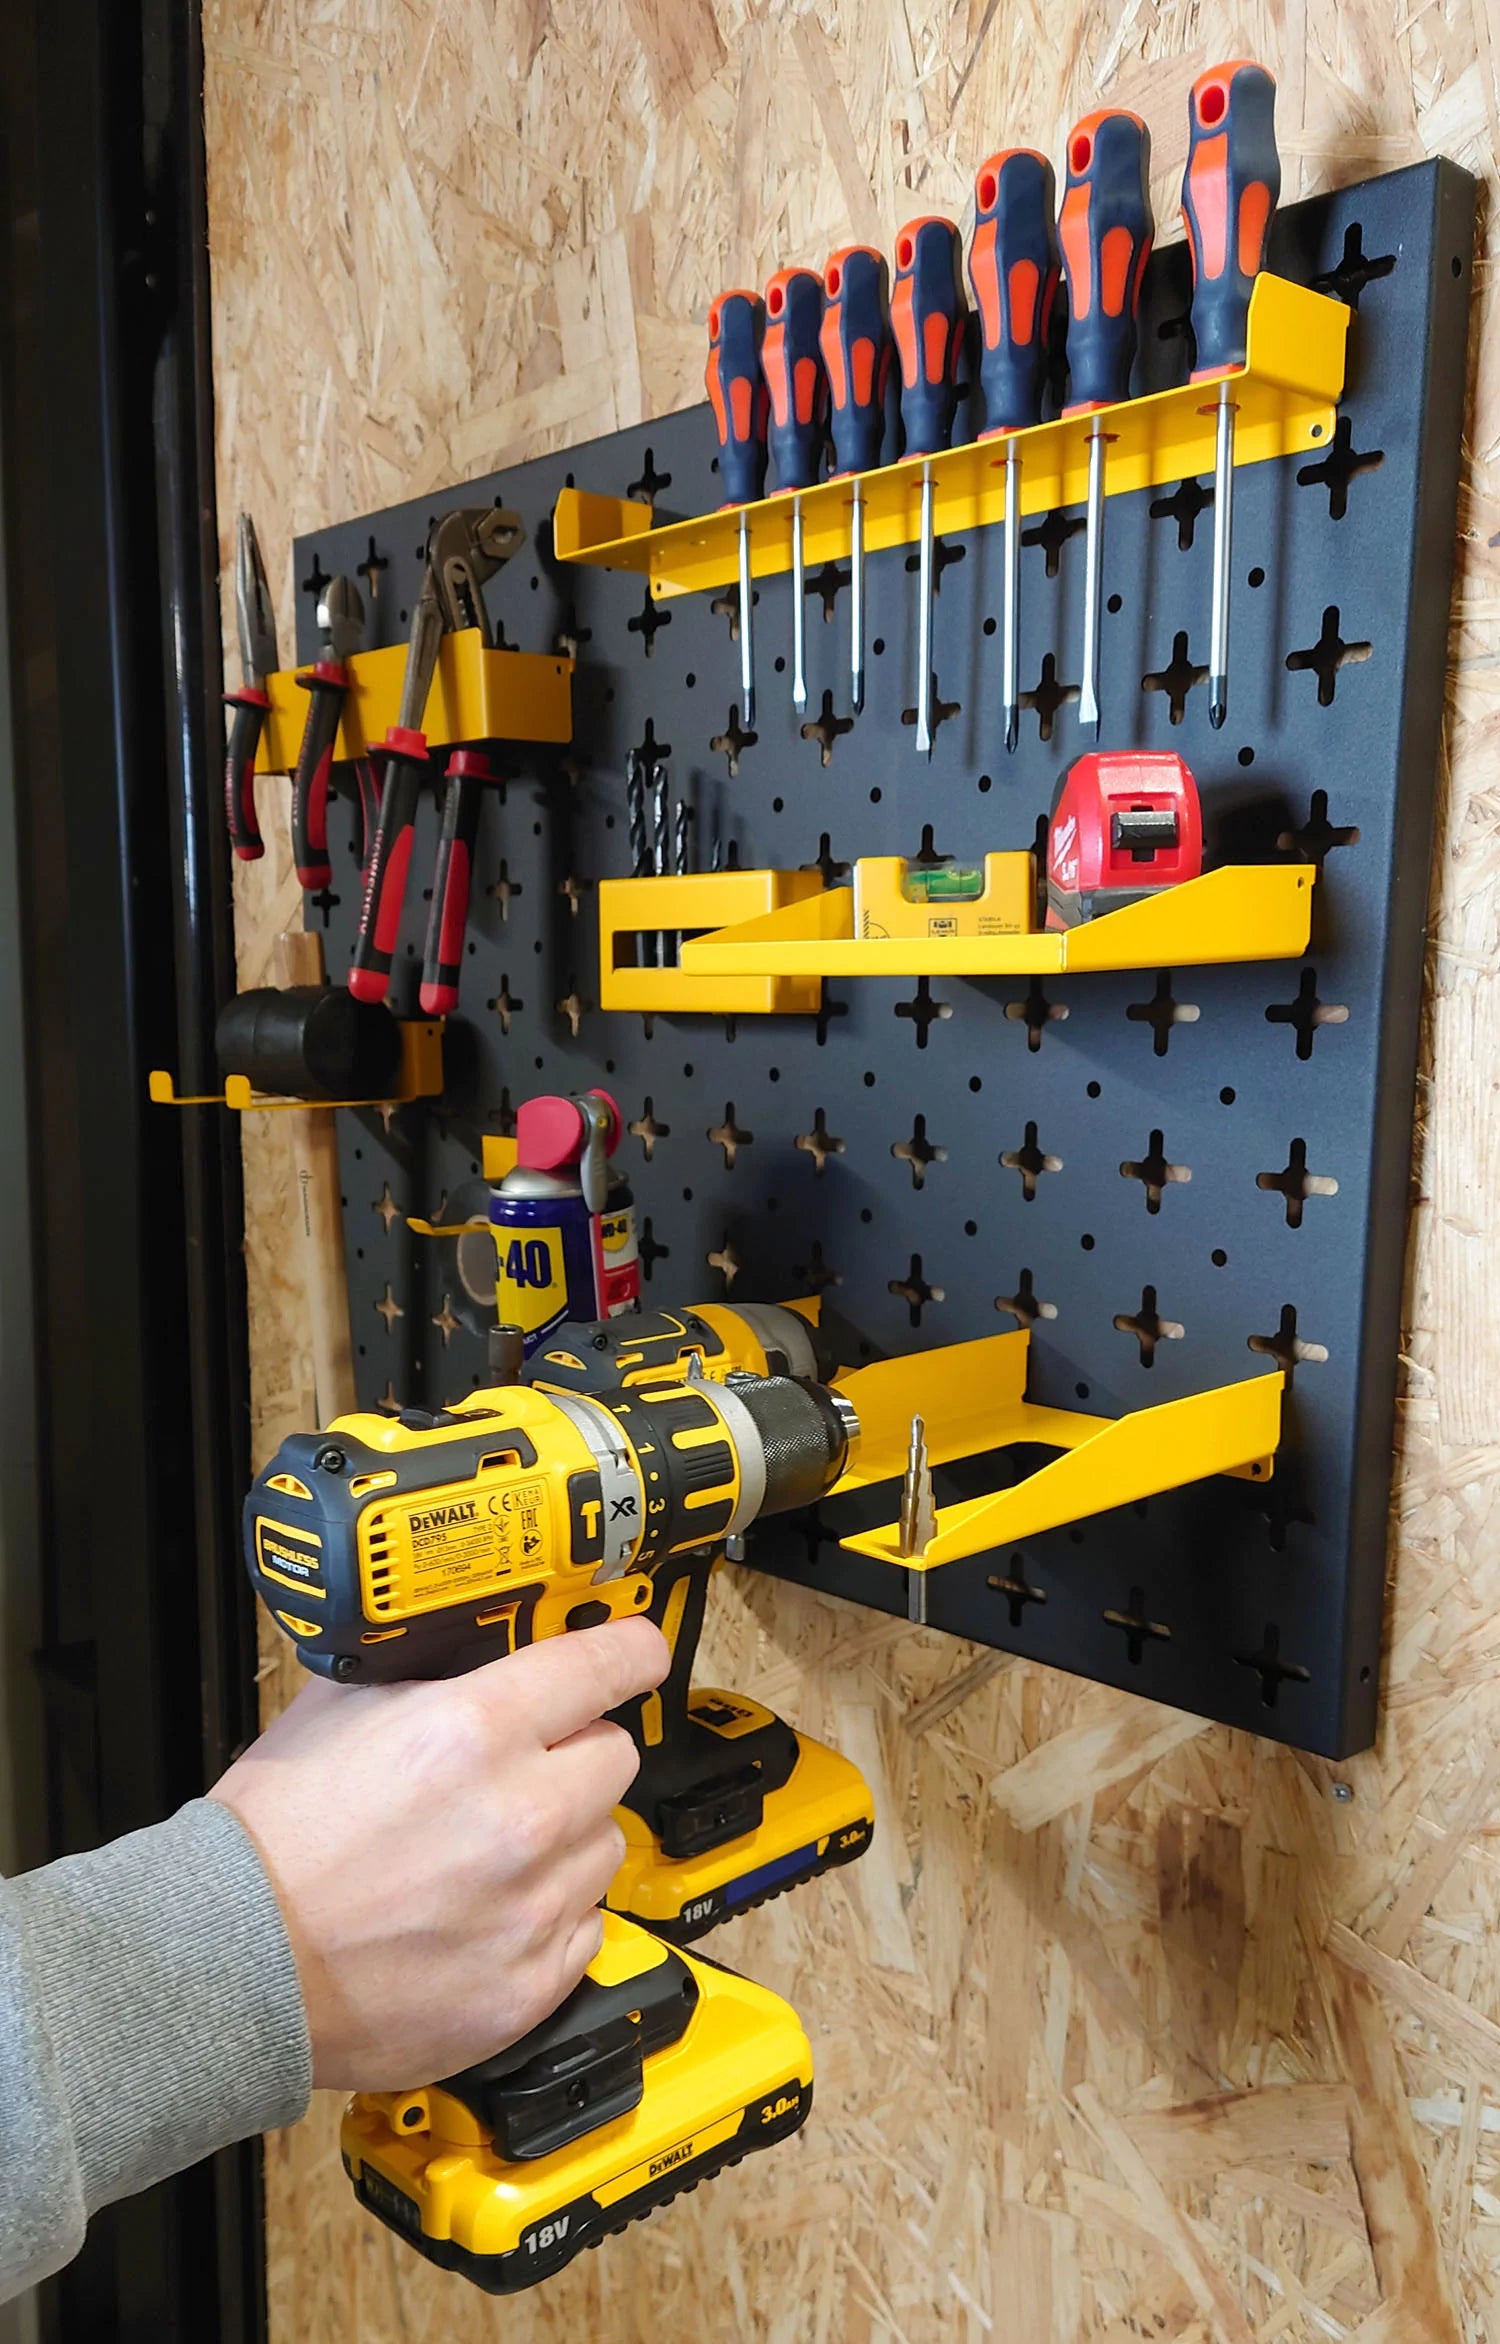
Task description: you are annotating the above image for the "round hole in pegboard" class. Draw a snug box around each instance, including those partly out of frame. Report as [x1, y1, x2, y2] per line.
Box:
[353, 1147, 363, 1161]
[605, 814, 615, 829]
[355, 1246, 364, 1260]
[968, 1076, 982, 1092]
[534, 940, 543, 954]
[1106, 592, 1122, 614]
[964, 1219, 977, 1235]
[604, 1058, 615, 1073]
[1220, 1087, 1236, 1105]
[682, 1186, 693, 1201]
[860, 1207, 873, 1224]
[468, 941, 477, 955]
[686, 672, 697, 688]
[769, 1066, 780, 1082]
[683, 1062, 693, 1075]
[1087, 1080, 1101, 1098]
[1075, 1382, 1089, 1399]
[530, 575, 539, 590]
[1080, 1232, 1095, 1250]
[534, 1055, 544, 1069]
[1453, 254, 1464, 276]
[1248, 566, 1265, 589]
[978, 774, 992, 794]
[873, 636, 885, 656]
[863, 1070, 875, 1086]
[1238, 746, 1255, 767]
[1360, 1663, 1372, 1681]
[982, 615, 997, 636]
[774, 655, 786, 673]
[1212, 1247, 1228, 1266]
[533, 820, 543, 835]
[870, 787, 882, 803]
[772, 797, 784, 812]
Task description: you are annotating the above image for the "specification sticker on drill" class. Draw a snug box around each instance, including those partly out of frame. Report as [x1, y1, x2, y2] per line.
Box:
[368, 1477, 550, 1611]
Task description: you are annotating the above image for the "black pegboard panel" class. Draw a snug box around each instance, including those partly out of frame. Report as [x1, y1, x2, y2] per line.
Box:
[292, 160, 1472, 1759]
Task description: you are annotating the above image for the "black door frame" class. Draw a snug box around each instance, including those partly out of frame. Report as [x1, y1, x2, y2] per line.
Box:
[0, 0, 265, 2334]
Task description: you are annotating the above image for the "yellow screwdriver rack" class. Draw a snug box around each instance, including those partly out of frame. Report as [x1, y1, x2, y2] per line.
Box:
[551, 274, 1347, 602]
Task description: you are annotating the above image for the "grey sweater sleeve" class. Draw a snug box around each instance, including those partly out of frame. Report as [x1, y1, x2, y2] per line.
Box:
[0, 1798, 311, 2298]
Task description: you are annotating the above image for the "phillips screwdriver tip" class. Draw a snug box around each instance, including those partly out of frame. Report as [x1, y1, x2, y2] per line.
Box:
[1209, 694, 1227, 730]
[1004, 711, 1019, 755]
[852, 677, 865, 717]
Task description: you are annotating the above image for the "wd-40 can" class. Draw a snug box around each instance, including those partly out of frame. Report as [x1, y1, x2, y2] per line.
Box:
[491, 1089, 639, 1354]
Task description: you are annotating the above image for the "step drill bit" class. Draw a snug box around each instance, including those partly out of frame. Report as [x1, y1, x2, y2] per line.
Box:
[1058, 111, 1153, 739]
[967, 150, 1061, 754]
[899, 1412, 937, 1624]
[1181, 61, 1281, 730]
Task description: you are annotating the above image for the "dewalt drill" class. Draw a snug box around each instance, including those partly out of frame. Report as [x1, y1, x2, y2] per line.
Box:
[527, 1302, 874, 1939]
[245, 1324, 861, 2291]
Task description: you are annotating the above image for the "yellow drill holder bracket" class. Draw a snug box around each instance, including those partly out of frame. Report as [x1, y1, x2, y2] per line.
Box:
[253, 628, 574, 774]
[829, 1331, 1283, 1572]
[148, 1017, 445, 1112]
[601, 861, 1315, 1002]
[598, 868, 826, 1014]
[552, 274, 1347, 602]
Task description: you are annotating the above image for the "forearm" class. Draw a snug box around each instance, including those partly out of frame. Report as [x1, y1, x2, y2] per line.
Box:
[0, 1798, 310, 2299]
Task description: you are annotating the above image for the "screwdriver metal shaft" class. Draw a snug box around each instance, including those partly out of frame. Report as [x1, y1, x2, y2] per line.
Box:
[821, 244, 891, 723]
[892, 216, 965, 762]
[968, 148, 1061, 757]
[738, 512, 756, 728]
[1058, 110, 1153, 745]
[1182, 61, 1281, 732]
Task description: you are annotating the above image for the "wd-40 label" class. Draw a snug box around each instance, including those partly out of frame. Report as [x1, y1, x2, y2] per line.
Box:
[494, 1220, 569, 1337]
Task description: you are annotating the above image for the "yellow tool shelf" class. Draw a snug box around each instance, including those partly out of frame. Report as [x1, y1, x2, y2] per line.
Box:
[599, 869, 826, 1014]
[602, 861, 1315, 999]
[253, 628, 574, 772]
[831, 1331, 1283, 1572]
[552, 274, 1347, 601]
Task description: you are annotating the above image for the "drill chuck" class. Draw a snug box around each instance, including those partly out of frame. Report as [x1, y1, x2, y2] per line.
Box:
[721, 1372, 857, 1518]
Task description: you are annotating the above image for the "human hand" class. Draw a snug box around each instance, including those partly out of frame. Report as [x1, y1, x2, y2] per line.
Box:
[209, 1616, 668, 2091]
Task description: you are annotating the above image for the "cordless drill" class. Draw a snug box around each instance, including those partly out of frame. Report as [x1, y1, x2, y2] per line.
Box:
[245, 1339, 860, 2291]
[528, 1303, 875, 1939]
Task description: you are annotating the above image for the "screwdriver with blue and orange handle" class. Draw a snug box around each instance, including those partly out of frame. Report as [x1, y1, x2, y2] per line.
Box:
[967, 150, 1062, 753]
[891, 216, 967, 756]
[705, 291, 769, 730]
[1058, 110, 1153, 738]
[1182, 61, 1280, 730]
[820, 245, 891, 716]
[761, 267, 829, 717]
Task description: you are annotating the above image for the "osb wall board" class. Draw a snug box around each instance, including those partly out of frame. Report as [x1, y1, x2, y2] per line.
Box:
[203, 5, 1497, 2340]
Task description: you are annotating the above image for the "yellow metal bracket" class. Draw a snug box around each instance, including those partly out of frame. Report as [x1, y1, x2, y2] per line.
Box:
[597, 862, 1314, 1000]
[148, 1018, 445, 1112]
[254, 629, 574, 774]
[599, 869, 826, 1014]
[553, 274, 1347, 601]
[829, 1331, 1282, 1571]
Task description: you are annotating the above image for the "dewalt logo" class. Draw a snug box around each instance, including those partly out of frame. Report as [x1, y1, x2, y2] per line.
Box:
[408, 1500, 478, 1534]
[648, 2142, 693, 2179]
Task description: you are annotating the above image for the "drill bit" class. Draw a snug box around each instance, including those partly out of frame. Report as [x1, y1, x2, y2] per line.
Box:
[650, 758, 669, 970]
[899, 1414, 936, 1558]
[671, 797, 692, 964]
[626, 749, 651, 969]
